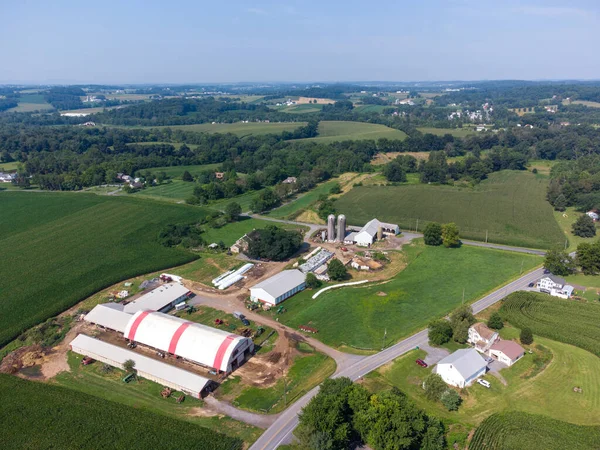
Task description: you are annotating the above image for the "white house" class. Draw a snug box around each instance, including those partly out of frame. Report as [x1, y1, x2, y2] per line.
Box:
[489, 340, 525, 366]
[0, 172, 16, 183]
[435, 349, 487, 388]
[538, 275, 574, 299]
[586, 211, 599, 221]
[250, 270, 306, 306]
[467, 323, 499, 353]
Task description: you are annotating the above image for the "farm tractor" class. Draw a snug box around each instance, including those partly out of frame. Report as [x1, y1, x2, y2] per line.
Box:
[276, 306, 287, 314]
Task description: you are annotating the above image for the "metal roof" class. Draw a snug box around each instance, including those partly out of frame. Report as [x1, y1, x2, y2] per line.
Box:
[84, 304, 132, 333]
[437, 348, 487, 380]
[358, 219, 400, 238]
[123, 282, 189, 314]
[69, 334, 210, 396]
[250, 270, 306, 299]
[471, 322, 497, 341]
[123, 310, 252, 372]
[545, 274, 566, 286]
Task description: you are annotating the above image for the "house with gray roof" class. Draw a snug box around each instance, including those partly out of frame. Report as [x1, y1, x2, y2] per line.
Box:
[250, 269, 306, 306]
[435, 348, 487, 388]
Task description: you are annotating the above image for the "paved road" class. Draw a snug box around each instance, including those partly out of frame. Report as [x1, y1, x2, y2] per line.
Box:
[249, 266, 545, 450]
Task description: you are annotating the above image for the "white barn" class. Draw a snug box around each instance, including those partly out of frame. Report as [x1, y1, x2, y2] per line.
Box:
[250, 270, 306, 306]
[435, 349, 487, 388]
[352, 219, 400, 247]
[123, 282, 191, 314]
[70, 334, 213, 398]
[123, 310, 253, 373]
[84, 303, 131, 333]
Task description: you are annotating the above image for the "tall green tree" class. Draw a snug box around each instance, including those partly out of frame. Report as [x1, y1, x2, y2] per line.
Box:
[487, 312, 504, 330]
[520, 327, 534, 345]
[423, 222, 443, 246]
[441, 223, 460, 248]
[572, 214, 596, 238]
[327, 259, 348, 281]
[576, 241, 600, 275]
[428, 320, 453, 345]
[224, 202, 242, 222]
[544, 249, 575, 276]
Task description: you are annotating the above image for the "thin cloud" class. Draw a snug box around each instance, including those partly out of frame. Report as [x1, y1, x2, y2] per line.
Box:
[246, 7, 268, 16]
[514, 6, 589, 17]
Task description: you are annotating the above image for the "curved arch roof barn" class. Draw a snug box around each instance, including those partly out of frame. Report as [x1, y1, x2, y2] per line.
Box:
[123, 310, 253, 373]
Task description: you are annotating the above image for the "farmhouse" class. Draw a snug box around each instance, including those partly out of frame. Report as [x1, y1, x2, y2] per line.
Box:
[230, 234, 250, 254]
[282, 177, 297, 184]
[435, 348, 487, 388]
[123, 310, 254, 373]
[250, 269, 306, 306]
[69, 334, 213, 398]
[84, 303, 131, 334]
[467, 322, 499, 353]
[351, 218, 400, 247]
[123, 282, 192, 314]
[538, 275, 574, 299]
[489, 340, 525, 366]
[0, 172, 16, 183]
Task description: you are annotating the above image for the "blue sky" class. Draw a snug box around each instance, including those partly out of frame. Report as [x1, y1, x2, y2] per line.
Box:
[0, 0, 599, 83]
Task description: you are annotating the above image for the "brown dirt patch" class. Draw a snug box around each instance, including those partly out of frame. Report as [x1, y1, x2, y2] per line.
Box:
[188, 406, 221, 418]
[377, 291, 387, 296]
[372, 152, 430, 165]
[297, 97, 334, 105]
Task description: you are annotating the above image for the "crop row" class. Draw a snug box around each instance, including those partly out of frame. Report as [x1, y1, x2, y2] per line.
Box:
[500, 291, 600, 357]
[470, 411, 600, 450]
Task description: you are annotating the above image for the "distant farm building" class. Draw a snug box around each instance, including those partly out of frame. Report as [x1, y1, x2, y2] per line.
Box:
[250, 269, 306, 306]
[215, 172, 225, 179]
[0, 172, 16, 183]
[538, 275, 574, 299]
[70, 334, 213, 398]
[350, 219, 400, 247]
[350, 257, 382, 271]
[123, 282, 192, 314]
[587, 211, 599, 221]
[282, 177, 297, 184]
[123, 310, 254, 373]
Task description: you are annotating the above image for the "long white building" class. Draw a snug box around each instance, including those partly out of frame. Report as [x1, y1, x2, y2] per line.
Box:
[346, 218, 400, 247]
[70, 334, 213, 398]
[123, 282, 192, 314]
[250, 269, 306, 306]
[123, 310, 254, 373]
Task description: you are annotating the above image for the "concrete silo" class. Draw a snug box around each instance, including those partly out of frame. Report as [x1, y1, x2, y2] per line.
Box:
[337, 214, 346, 242]
[327, 214, 336, 242]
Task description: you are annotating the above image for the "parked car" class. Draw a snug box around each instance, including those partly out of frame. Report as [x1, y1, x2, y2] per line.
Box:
[241, 318, 250, 326]
[485, 356, 494, 363]
[233, 311, 245, 320]
[528, 282, 535, 287]
[543, 269, 550, 274]
[415, 359, 428, 368]
[477, 379, 491, 388]
[81, 356, 95, 366]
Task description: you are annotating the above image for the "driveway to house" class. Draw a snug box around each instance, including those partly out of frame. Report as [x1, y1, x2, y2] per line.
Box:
[248, 266, 545, 450]
[203, 396, 279, 429]
[419, 342, 450, 366]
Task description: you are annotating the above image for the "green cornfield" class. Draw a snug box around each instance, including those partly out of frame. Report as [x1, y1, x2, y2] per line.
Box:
[500, 291, 600, 357]
[0, 192, 207, 347]
[0, 374, 243, 450]
[470, 412, 600, 450]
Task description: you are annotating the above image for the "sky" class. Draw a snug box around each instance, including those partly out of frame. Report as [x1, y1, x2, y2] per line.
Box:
[1, 0, 599, 84]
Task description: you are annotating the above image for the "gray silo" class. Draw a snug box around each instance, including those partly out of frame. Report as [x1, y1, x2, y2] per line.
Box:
[337, 214, 346, 242]
[327, 214, 336, 242]
[377, 225, 383, 241]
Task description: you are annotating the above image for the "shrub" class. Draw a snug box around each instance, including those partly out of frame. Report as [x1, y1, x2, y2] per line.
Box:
[520, 327, 534, 345]
[488, 312, 504, 330]
[442, 223, 460, 248]
[305, 272, 322, 289]
[441, 389, 462, 411]
[572, 214, 596, 238]
[424, 374, 447, 401]
[423, 222, 443, 246]
[428, 320, 453, 346]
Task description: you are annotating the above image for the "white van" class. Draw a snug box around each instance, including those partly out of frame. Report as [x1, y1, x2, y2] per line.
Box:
[175, 302, 188, 311]
[477, 379, 491, 388]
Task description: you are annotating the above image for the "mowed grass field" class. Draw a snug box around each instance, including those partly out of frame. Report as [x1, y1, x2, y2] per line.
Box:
[336, 170, 565, 249]
[133, 122, 307, 137]
[8, 93, 54, 113]
[297, 121, 408, 143]
[0, 192, 206, 346]
[366, 333, 600, 427]
[142, 163, 220, 179]
[470, 412, 600, 450]
[132, 180, 196, 202]
[0, 374, 246, 450]
[266, 180, 340, 219]
[275, 242, 540, 350]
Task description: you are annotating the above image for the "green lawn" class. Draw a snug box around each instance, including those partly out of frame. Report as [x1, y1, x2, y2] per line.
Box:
[266, 180, 340, 219]
[274, 242, 540, 349]
[277, 104, 323, 114]
[0, 192, 206, 346]
[201, 217, 308, 246]
[335, 170, 565, 249]
[367, 334, 600, 427]
[0, 161, 20, 171]
[52, 353, 260, 445]
[0, 373, 248, 450]
[132, 179, 196, 202]
[417, 127, 476, 137]
[130, 122, 307, 137]
[297, 121, 408, 143]
[208, 189, 265, 213]
[168, 252, 242, 285]
[553, 207, 597, 251]
[354, 105, 389, 114]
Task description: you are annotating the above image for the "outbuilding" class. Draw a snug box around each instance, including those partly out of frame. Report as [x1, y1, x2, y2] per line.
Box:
[435, 348, 487, 388]
[123, 282, 192, 314]
[84, 303, 131, 334]
[69, 334, 213, 398]
[489, 340, 525, 366]
[123, 310, 253, 373]
[249, 269, 306, 306]
[352, 219, 400, 247]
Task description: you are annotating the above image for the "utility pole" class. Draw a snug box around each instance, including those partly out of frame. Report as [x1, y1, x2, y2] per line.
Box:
[520, 260, 524, 275]
[415, 219, 419, 233]
[283, 375, 287, 407]
[485, 230, 488, 243]
[382, 328, 387, 351]
[462, 287, 465, 304]
[565, 239, 568, 250]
